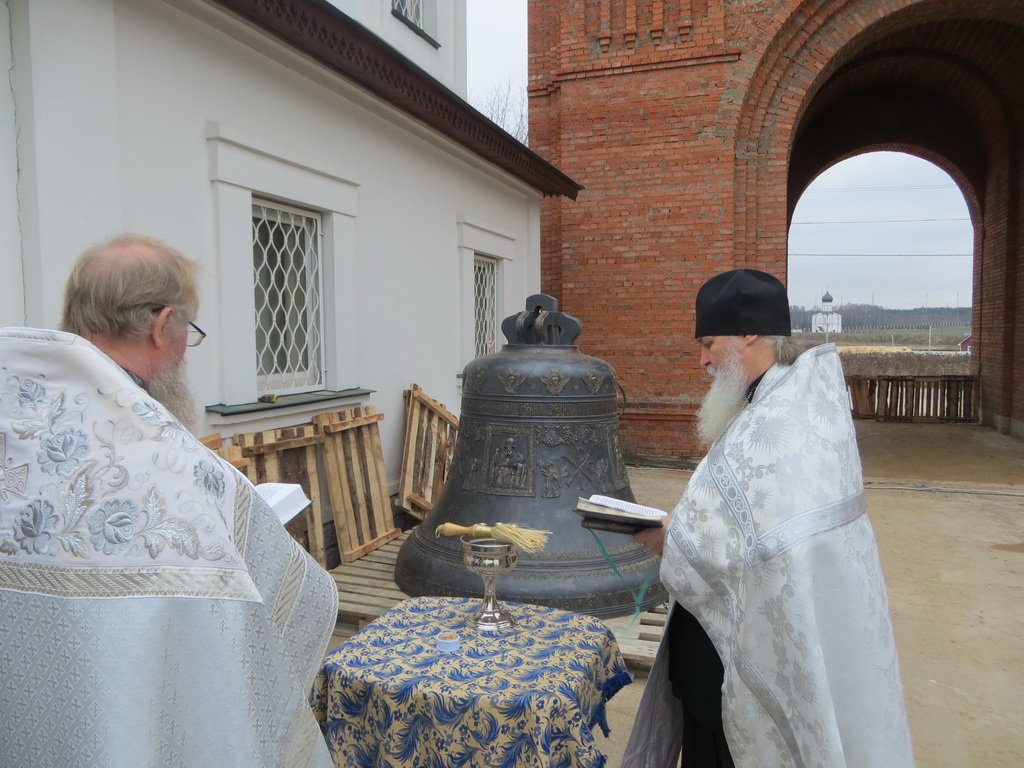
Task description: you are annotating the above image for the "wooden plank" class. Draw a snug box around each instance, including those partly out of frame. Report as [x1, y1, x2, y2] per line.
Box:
[604, 605, 668, 670]
[360, 421, 395, 540]
[240, 433, 324, 455]
[342, 535, 400, 563]
[337, 597, 400, 618]
[317, 412, 358, 558]
[358, 551, 405, 567]
[212, 444, 253, 476]
[404, 490, 433, 512]
[410, 385, 459, 428]
[341, 424, 371, 548]
[398, 390, 419, 514]
[201, 433, 255, 476]
[336, 587, 404, 607]
[330, 529, 408, 623]
[320, 412, 384, 432]
[343, 561, 401, 577]
[199, 433, 223, 449]
[300, 430, 327, 566]
[277, 427, 324, 565]
[331, 570, 401, 590]
[333, 585, 396, 602]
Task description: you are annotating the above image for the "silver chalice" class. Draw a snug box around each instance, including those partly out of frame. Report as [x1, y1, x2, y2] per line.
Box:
[461, 536, 518, 632]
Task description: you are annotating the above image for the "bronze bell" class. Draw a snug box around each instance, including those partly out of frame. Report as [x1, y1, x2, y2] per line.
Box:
[394, 294, 666, 618]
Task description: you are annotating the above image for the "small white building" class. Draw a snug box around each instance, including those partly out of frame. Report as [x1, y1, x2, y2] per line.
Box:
[1, 0, 580, 486]
[811, 291, 843, 334]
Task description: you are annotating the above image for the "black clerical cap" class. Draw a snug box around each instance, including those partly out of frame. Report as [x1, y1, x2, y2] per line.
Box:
[694, 269, 792, 337]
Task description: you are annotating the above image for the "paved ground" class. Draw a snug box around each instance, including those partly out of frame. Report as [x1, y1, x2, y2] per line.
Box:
[597, 421, 1024, 767]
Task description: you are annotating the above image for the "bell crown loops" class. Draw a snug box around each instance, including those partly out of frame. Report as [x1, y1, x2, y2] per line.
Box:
[501, 294, 582, 346]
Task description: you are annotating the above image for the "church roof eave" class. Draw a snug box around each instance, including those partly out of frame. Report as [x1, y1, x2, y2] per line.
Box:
[209, 0, 583, 200]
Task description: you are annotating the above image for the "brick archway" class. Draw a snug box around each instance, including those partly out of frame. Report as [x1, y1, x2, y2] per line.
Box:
[530, 1, 1024, 460]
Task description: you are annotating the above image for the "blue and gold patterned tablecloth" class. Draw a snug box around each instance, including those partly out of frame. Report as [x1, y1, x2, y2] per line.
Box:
[312, 596, 632, 768]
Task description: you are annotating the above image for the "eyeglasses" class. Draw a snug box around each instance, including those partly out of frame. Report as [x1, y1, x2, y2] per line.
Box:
[150, 306, 205, 347]
[187, 321, 206, 347]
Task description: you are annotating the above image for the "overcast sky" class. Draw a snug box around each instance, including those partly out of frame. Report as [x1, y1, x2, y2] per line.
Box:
[466, 2, 974, 311]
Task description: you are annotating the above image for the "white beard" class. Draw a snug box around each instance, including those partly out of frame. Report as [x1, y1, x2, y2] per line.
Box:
[695, 341, 750, 449]
[148, 358, 198, 433]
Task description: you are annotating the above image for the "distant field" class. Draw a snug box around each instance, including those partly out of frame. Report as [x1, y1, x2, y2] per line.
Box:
[794, 326, 975, 376]
[798, 325, 971, 350]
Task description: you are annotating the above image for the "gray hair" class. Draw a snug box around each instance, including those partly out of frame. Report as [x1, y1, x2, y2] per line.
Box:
[762, 335, 810, 366]
[60, 234, 199, 339]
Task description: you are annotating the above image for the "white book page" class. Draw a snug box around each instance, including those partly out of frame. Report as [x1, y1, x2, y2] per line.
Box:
[587, 494, 666, 518]
[255, 483, 311, 525]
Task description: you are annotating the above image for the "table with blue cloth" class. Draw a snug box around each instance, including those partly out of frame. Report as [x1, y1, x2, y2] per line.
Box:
[312, 595, 633, 767]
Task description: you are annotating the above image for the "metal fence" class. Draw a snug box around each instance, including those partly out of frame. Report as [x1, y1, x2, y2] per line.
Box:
[846, 375, 980, 423]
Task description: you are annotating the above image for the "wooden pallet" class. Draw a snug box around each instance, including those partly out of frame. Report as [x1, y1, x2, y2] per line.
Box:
[314, 407, 402, 563]
[331, 531, 409, 626]
[604, 604, 668, 671]
[397, 384, 458, 520]
[234, 425, 328, 566]
[328, 530, 665, 670]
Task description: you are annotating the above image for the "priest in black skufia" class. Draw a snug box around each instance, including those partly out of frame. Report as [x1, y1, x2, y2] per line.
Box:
[395, 294, 665, 618]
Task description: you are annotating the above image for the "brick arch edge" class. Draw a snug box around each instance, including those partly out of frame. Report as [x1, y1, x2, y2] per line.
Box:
[726, 0, 920, 271]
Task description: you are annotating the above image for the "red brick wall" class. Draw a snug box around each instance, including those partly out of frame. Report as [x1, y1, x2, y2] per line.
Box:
[529, 0, 1024, 460]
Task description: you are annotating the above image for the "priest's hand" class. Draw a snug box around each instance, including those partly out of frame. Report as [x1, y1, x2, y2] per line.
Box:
[634, 514, 671, 556]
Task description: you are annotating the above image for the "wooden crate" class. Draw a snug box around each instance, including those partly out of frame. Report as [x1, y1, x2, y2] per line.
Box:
[397, 384, 458, 519]
[314, 407, 401, 563]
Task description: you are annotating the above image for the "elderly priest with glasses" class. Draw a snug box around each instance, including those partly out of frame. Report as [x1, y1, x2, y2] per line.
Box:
[0, 235, 338, 766]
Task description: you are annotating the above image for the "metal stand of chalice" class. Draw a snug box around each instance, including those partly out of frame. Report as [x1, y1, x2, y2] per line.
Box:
[461, 536, 518, 632]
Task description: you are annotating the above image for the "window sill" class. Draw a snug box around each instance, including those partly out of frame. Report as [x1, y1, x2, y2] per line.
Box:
[391, 9, 440, 48]
[205, 388, 374, 427]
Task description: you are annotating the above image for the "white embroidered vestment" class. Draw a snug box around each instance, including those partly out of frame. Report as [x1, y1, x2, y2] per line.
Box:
[0, 328, 338, 767]
[623, 343, 914, 768]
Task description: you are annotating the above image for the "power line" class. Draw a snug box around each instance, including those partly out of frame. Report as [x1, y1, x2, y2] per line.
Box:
[786, 257, 970, 264]
[791, 217, 970, 225]
[803, 184, 956, 193]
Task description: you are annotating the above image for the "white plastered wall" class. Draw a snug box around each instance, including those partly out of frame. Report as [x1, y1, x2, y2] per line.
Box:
[329, 0, 468, 98]
[6, 0, 540, 483]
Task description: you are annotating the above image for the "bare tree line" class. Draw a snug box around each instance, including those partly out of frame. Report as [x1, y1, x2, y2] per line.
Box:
[473, 81, 529, 144]
[791, 303, 971, 332]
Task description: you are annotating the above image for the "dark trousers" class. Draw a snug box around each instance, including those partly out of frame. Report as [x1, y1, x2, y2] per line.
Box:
[667, 604, 736, 768]
[680, 710, 735, 768]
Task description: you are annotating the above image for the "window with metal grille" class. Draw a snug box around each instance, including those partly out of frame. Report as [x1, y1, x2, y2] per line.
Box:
[474, 254, 498, 358]
[252, 200, 324, 394]
[392, 0, 423, 28]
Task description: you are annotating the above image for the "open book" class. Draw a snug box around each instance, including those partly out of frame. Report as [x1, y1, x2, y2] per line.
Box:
[255, 483, 311, 525]
[575, 494, 667, 535]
